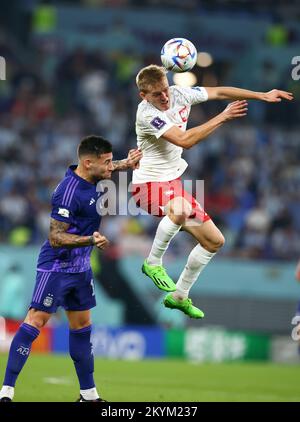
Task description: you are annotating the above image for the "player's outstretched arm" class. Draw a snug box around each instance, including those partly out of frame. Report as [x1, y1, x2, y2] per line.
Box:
[112, 149, 143, 171]
[49, 218, 102, 248]
[205, 87, 293, 102]
[163, 100, 248, 150]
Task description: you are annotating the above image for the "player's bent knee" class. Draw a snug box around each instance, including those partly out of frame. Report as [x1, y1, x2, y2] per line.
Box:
[217, 233, 225, 248]
[210, 234, 225, 251]
[69, 319, 92, 330]
[25, 309, 50, 330]
[201, 233, 225, 252]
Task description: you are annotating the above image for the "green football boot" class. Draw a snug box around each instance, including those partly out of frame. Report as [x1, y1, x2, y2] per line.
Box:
[142, 260, 176, 292]
[163, 293, 205, 319]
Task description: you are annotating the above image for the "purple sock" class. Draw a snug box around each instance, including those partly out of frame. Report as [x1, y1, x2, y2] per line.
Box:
[3, 323, 40, 387]
[69, 325, 95, 390]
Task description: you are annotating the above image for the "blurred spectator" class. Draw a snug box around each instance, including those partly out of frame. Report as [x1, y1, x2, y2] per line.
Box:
[265, 19, 289, 47]
[0, 264, 26, 319]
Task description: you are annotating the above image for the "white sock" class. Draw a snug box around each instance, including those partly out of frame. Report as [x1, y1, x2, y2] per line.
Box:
[80, 387, 99, 401]
[175, 244, 216, 299]
[147, 216, 181, 266]
[0, 385, 14, 400]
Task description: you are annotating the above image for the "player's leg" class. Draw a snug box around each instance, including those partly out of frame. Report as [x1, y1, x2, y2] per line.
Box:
[0, 308, 51, 401]
[143, 195, 192, 292]
[64, 271, 105, 402]
[132, 180, 183, 291]
[164, 219, 225, 318]
[0, 270, 63, 401]
[177, 219, 225, 297]
[148, 195, 192, 262]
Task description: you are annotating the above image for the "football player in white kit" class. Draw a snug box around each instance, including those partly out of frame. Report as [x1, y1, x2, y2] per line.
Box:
[131, 64, 293, 318]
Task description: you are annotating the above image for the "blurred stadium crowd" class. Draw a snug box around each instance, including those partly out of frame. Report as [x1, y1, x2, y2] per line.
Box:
[0, 2, 299, 262]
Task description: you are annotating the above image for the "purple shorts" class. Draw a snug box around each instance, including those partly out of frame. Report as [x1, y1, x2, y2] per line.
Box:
[30, 269, 96, 313]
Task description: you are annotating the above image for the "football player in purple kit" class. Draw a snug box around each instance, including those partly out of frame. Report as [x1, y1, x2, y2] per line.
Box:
[0, 135, 142, 402]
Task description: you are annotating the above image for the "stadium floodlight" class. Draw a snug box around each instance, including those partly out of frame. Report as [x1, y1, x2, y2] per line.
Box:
[197, 52, 213, 68]
[173, 72, 197, 87]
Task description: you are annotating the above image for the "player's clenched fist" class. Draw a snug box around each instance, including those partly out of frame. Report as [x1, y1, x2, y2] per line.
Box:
[92, 231, 109, 250]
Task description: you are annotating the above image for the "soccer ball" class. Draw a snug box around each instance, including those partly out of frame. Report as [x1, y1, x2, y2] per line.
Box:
[161, 38, 197, 73]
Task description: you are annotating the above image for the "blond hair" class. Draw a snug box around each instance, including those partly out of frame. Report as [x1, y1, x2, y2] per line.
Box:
[136, 65, 167, 92]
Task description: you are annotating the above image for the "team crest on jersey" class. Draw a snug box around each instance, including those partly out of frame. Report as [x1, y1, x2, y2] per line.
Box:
[150, 117, 166, 130]
[43, 295, 53, 307]
[179, 106, 188, 122]
[58, 208, 70, 218]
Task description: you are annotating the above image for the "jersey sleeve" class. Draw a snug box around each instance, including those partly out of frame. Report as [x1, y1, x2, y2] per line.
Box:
[137, 107, 174, 139]
[50, 178, 79, 224]
[176, 86, 208, 106]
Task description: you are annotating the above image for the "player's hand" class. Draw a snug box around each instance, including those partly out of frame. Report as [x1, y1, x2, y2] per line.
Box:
[263, 89, 294, 102]
[222, 100, 248, 121]
[127, 148, 143, 170]
[92, 231, 109, 250]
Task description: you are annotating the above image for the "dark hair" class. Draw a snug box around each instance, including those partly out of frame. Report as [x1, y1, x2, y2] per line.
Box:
[78, 135, 112, 158]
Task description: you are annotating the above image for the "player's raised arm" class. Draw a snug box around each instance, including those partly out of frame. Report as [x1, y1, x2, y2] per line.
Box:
[49, 218, 107, 248]
[112, 148, 143, 171]
[205, 86, 293, 102]
[163, 100, 248, 149]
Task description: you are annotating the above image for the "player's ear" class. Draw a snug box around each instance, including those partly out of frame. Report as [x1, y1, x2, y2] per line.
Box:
[139, 91, 146, 100]
[84, 158, 92, 169]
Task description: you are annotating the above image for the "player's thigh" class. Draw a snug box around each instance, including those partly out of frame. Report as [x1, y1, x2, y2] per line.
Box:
[29, 271, 64, 324]
[62, 270, 96, 315]
[165, 196, 192, 219]
[182, 219, 225, 250]
[66, 309, 92, 330]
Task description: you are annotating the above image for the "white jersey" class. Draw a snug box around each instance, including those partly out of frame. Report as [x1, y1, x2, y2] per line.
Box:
[132, 85, 208, 183]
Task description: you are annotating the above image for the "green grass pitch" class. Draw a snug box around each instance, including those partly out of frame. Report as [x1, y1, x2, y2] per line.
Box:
[1, 353, 300, 402]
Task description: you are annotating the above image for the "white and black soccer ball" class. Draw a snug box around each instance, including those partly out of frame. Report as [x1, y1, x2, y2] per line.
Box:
[161, 38, 197, 73]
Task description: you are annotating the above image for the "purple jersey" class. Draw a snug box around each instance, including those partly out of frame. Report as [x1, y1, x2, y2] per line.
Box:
[37, 165, 102, 273]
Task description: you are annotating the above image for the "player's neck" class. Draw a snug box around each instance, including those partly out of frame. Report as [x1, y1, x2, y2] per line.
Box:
[74, 165, 94, 184]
